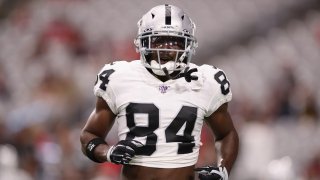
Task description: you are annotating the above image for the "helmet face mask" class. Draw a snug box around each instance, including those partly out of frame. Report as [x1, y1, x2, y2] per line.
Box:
[135, 4, 198, 76]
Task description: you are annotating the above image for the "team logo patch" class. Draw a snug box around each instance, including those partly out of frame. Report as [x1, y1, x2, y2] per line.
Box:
[159, 84, 170, 93]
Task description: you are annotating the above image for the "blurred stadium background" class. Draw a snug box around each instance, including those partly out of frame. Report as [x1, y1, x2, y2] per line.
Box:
[0, 0, 320, 179]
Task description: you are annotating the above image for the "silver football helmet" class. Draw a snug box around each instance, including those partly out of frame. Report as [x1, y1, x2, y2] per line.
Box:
[134, 4, 198, 76]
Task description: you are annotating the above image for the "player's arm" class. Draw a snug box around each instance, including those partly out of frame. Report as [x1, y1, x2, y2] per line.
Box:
[206, 102, 239, 173]
[196, 102, 239, 180]
[80, 97, 116, 162]
[80, 97, 143, 164]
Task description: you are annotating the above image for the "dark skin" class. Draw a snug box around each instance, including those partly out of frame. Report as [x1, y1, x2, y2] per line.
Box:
[80, 37, 239, 179]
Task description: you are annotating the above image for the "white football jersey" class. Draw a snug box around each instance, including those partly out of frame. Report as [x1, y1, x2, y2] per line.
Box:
[93, 60, 232, 168]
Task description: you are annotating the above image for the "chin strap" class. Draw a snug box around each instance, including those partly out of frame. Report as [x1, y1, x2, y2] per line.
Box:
[162, 67, 172, 80]
[163, 67, 198, 83]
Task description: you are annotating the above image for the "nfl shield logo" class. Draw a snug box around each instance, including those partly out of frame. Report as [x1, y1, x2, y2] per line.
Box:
[159, 84, 170, 93]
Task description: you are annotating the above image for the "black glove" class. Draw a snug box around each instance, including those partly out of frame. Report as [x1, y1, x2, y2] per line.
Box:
[195, 166, 228, 180]
[106, 140, 143, 164]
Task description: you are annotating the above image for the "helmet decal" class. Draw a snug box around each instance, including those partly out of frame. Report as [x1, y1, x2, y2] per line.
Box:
[165, 4, 171, 25]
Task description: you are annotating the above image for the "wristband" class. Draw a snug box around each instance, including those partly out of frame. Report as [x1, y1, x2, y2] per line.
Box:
[85, 138, 107, 163]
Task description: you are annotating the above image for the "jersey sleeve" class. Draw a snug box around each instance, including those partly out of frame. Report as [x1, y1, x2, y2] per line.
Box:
[204, 66, 232, 117]
[93, 63, 117, 114]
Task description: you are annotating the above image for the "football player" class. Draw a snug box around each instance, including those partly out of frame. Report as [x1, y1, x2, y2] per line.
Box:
[80, 4, 239, 180]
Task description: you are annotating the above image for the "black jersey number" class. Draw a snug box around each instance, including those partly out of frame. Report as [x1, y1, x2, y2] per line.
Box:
[95, 69, 115, 91]
[126, 103, 158, 156]
[125, 103, 197, 156]
[165, 106, 197, 154]
[214, 71, 230, 95]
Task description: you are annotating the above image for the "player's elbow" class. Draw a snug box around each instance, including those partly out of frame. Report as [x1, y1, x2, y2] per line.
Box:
[79, 129, 90, 155]
[79, 131, 85, 153]
[215, 128, 239, 143]
[79, 128, 86, 142]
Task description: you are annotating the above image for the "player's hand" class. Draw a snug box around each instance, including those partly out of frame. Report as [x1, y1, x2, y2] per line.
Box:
[106, 140, 143, 164]
[195, 166, 228, 180]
